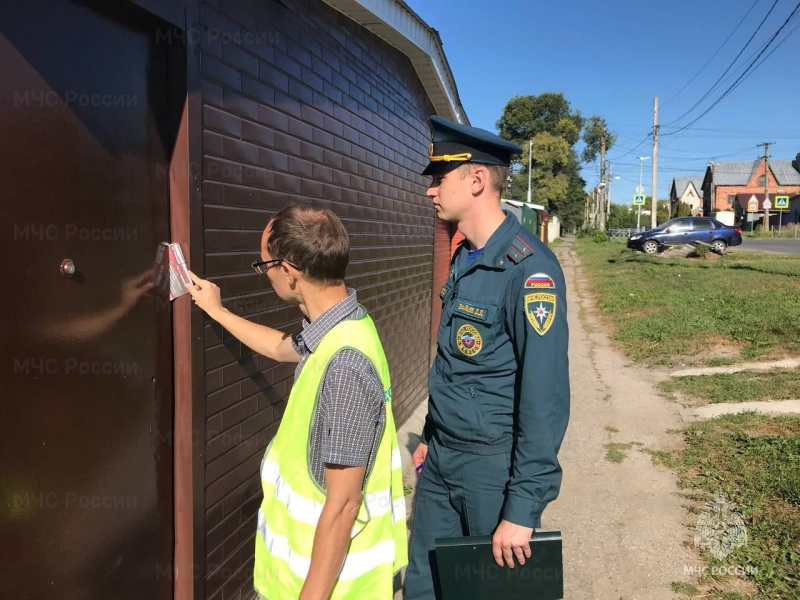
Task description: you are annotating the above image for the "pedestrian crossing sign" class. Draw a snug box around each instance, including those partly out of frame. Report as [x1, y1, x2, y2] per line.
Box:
[775, 195, 789, 210]
[633, 194, 646, 206]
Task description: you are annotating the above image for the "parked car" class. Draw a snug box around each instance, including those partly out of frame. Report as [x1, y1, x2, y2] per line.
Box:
[627, 217, 742, 254]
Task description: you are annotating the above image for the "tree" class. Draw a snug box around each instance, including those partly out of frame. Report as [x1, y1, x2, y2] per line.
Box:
[496, 93, 583, 147]
[657, 200, 671, 225]
[581, 116, 617, 232]
[641, 197, 672, 225]
[674, 201, 692, 217]
[555, 157, 588, 231]
[581, 116, 617, 164]
[497, 93, 587, 231]
[608, 205, 638, 229]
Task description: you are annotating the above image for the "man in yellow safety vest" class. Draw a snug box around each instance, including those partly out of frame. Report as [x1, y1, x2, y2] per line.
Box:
[187, 205, 407, 599]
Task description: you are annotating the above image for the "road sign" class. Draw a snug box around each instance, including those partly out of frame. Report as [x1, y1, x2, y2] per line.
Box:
[747, 195, 759, 212]
[635, 185, 644, 194]
[763, 198, 772, 209]
[775, 195, 789, 209]
[633, 194, 646, 206]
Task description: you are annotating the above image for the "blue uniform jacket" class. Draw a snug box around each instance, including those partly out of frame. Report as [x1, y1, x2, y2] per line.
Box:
[423, 212, 570, 529]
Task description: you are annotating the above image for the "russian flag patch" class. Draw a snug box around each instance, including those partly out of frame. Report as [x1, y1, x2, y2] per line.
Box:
[524, 273, 555, 289]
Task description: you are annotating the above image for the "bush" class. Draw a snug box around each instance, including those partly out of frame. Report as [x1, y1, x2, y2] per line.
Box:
[593, 230, 608, 243]
[689, 243, 709, 258]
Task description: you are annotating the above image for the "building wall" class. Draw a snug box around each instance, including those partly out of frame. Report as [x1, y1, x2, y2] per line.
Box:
[679, 185, 702, 211]
[195, 0, 438, 597]
[707, 163, 800, 212]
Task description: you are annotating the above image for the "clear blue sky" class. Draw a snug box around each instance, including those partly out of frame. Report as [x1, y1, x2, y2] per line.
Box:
[405, 0, 800, 204]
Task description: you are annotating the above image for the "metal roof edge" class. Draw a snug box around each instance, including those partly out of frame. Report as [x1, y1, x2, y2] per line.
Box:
[321, 0, 468, 124]
[502, 198, 546, 211]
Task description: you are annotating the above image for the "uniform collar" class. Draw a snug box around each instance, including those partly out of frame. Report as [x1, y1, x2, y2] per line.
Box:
[456, 211, 519, 272]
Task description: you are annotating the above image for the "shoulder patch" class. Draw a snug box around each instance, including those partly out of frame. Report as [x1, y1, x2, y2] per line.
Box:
[524, 271, 557, 334]
[506, 235, 535, 264]
[524, 272, 555, 289]
[525, 292, 556, 336]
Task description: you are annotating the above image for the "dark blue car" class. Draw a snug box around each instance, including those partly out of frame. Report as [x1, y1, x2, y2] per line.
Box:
[627, 217, 743, 254]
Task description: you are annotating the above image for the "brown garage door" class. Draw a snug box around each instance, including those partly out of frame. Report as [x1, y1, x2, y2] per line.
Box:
[0, 2, 180, 598]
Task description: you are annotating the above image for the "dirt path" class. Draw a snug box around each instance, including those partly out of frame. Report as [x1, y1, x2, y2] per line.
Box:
[544, 237, 696, 599]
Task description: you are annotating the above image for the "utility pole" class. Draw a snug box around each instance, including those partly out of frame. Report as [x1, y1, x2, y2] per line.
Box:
[651, 97, 659, 228]
[598, 134, 607, 231]
[606, 163, 613, 220]
[527, 139, 533, 204]
[757, 142, 774, 232]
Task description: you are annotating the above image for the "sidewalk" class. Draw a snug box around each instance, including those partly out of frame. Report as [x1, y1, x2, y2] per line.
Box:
[542, 237, 696, 599]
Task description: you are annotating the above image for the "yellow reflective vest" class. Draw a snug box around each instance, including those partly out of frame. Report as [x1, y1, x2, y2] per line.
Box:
[253, 315, 408, 599]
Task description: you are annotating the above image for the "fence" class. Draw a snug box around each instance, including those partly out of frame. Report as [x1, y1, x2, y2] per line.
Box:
[607, 228, 647, 242]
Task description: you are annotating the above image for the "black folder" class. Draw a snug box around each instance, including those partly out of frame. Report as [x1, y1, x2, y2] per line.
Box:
[434, 531, 563, 600]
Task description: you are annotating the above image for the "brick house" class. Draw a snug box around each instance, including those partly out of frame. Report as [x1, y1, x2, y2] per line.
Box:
[701, 155, 800, 226]
[670, 176, 704, 215]
[1, 1, 466, 598]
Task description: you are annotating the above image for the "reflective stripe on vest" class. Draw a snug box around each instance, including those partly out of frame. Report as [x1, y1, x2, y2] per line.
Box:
[259, 449, 405, 531]
[253, 315, 408, 600]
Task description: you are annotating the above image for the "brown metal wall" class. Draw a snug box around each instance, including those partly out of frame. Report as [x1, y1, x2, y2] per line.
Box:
[194, 0, 437, 597]
[0, 2, 184, 598]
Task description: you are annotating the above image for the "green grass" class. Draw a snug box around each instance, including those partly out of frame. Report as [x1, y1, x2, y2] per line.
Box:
[548, 238, 564, 247]
[574, 239, 800, 366]
[604, 441, 642, 463]
[659, 413, 800, 599]
[660, 369, 800, 404]
[671, 581, 700, 596]
[605, 443, 629, 463]
[707, 357, 738, 367]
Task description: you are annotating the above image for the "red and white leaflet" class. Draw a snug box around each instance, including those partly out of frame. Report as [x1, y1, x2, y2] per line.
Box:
[167, 243, 192, 300]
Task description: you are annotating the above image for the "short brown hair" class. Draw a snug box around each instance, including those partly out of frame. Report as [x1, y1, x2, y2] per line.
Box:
[266, 205, 349, 284]
[457, 163, 508, 195]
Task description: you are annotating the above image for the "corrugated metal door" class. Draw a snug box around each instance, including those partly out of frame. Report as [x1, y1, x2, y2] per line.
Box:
[0, 2, 176, 598]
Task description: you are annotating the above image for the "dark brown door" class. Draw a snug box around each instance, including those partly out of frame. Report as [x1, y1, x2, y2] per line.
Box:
[0, 2, 180, 598]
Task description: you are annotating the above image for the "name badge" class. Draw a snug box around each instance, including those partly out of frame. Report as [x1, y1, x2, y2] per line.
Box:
[453, 301, 489, 321]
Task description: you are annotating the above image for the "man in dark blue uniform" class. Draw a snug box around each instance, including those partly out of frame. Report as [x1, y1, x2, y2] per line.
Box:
[404, 116, 570, 599]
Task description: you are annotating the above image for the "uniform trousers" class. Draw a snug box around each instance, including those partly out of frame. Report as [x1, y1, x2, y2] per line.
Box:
[403, 436, 511, 600]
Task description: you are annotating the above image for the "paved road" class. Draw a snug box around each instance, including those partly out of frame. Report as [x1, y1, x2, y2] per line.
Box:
[738, 237, 800, 256]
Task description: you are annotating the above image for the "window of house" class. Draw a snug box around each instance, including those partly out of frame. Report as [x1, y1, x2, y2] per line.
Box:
[758, 175, 766, 187]
[728, 195, 736, 207]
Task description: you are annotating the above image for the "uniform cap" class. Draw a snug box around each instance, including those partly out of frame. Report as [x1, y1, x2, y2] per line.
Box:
[421, 115, 523, 176]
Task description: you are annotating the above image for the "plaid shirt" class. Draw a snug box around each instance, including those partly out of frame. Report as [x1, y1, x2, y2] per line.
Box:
[292, 289, 385, 489]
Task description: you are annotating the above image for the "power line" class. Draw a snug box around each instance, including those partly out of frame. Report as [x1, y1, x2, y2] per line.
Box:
[662, 0, 800, 137]
[608, 134, 652, 161]
[661, 0, 763, 108]
[662, 0, 783, 128]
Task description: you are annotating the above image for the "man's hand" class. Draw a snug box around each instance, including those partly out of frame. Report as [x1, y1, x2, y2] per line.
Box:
[412, 442, 428, 472]
[492, 520, 533, 568]
[186, 270, 224, 318]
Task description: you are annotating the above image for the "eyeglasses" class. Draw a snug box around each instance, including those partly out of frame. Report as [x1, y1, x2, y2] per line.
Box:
[251, 258, 300, 275]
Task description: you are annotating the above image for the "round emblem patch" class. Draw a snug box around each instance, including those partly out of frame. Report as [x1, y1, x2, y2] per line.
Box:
[456, 324, 483, 357]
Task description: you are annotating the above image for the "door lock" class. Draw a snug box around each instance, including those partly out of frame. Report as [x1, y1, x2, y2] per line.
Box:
[60, 259, 76, 279]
